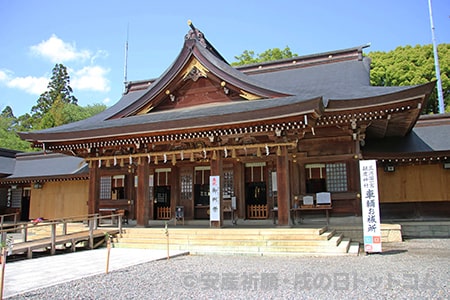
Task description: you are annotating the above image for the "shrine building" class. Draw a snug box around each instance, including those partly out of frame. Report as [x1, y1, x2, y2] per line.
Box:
[14, 23, 449, 227]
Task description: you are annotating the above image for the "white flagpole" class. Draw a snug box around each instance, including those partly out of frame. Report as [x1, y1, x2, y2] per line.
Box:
[428, 0, 445, 113]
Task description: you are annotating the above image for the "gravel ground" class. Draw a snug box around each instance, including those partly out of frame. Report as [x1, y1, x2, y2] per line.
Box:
[7, 239, 450, 300]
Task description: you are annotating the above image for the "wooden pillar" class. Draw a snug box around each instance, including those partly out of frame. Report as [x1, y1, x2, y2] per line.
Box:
[149, 169, 155, 220]
[349, 157, 362, 216]
[233, 161, 245, 220]
[210, 150, 223, 227]
[136, 160, 150, 227]
[170, 165, 179, 215]
[290, 158, 300, 197]
[88, 162, 99, 215]
[276, 146, 290, 226]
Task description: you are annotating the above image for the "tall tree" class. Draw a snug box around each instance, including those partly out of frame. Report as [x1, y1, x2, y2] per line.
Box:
[369, 44, 449, 114]
[232, 46, 298, 66]
[32, 63, 78, 119]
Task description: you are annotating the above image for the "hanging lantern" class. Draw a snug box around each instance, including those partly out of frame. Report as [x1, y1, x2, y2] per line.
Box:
[190, 152, 195, 162]
[256, 147, 261, 157]
[277, 146, 282, 156]
[120, 158, 125, 167]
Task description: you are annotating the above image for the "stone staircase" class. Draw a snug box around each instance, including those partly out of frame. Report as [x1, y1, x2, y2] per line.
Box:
[112, 227, 360, 256]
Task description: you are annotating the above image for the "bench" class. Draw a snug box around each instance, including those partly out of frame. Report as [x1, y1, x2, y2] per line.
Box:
[290, 205, 332, 225]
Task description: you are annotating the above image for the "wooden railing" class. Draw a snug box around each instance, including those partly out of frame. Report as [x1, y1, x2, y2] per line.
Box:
[0, 212, 20, 230]
[157, 207, 171, 220]
[247, 204, 268, 219]
[0, 212, 126, 250]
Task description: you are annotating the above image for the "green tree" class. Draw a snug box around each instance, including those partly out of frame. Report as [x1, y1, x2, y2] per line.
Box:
[369, 44, 449, 114]
[0, 107, 33, 151]
[231, 46, 298, 66]
[32, 63, 78, 120]
[1, 106, 14, 119]
[37, 101, 107, 130]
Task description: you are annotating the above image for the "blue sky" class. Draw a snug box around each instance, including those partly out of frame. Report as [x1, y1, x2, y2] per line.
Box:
[0, 0, 448, 117]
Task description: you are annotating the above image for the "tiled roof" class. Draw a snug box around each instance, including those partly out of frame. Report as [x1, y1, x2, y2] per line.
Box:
[0, 148, 21, 176]
[18, 26, 434, 145]
[1, 152, 87, 182]
[362, 113, 450, 155]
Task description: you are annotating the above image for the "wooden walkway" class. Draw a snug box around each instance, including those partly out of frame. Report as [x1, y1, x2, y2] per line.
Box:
[0, 213, 124, 259]
[11, 228, 119, 258]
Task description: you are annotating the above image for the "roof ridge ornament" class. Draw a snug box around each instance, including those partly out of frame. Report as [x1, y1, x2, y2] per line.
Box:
[185, 20, 207, 48]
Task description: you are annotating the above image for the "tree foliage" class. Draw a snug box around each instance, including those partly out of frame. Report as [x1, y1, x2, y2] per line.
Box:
[231, 46, 298, 66]
[32, 63, 78, 119]
[0, 63, 107, 151]
[369, 44, 449, 113]
[0, 106, 34, 151]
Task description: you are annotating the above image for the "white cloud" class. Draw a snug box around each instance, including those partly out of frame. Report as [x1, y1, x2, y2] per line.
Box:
[2, 37, 111, 97]
[30, 34, 91, 63]
[102, 97, 111, 105]
[72, 66, 110, 92]
[0, 69, 11, 81]
[0, 69, 48, 95]
[7, 76, 49, 95]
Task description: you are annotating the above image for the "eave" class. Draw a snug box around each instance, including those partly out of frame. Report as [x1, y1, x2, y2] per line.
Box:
[23, 97, 323, 152]
[318, 81, 435, 138]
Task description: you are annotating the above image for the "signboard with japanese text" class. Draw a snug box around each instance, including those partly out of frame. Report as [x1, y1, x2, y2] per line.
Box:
[210, 176, 220, 222]
[359, 160, 382, 253]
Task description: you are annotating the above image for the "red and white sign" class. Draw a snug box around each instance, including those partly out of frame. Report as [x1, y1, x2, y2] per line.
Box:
[210, 176, 220, 222]
[359, 160, 382, 253]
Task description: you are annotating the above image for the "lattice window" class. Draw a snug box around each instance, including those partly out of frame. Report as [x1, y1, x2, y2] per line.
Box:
[223, 170, 234, 198]
[8, 188, 22, 208]
[180, 174, 193, 201]
[100, 176, 112, 199]
[326, 163, 348, 192]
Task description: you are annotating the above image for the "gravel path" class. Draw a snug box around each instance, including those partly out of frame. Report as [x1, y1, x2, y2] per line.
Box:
[7, 239, 450, 299]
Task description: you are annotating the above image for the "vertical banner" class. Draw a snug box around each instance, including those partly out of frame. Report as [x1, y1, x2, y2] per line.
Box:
[210, 176, 220, 222]
[359, 160, 382, 253]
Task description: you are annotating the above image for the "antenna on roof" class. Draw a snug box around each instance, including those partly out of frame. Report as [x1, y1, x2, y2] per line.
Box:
[123, 23, 129, 93]
[428, 0, 445, 114]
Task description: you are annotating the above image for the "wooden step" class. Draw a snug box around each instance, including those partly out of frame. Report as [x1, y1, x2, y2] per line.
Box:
[113, 227, 356, 256]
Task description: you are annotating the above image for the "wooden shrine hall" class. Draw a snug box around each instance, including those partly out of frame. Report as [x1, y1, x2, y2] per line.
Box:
[19, 22, 441, 227]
